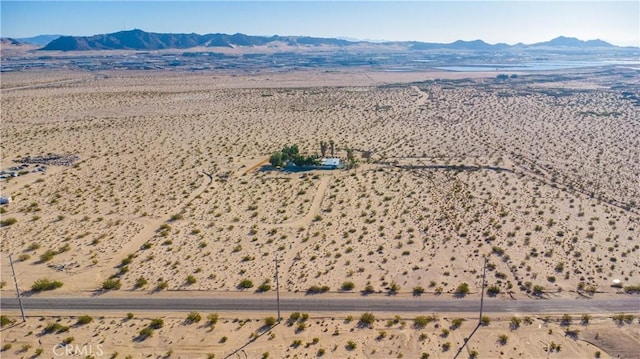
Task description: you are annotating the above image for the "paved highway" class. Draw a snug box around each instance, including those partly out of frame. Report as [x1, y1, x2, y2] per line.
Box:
[1, 296, 638, 314]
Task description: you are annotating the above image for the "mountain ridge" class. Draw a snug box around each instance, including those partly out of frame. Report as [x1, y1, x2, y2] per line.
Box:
[39, 29, 626, 51]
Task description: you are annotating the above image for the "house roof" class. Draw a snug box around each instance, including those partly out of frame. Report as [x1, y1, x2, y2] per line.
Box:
[320, 158, 341, 167]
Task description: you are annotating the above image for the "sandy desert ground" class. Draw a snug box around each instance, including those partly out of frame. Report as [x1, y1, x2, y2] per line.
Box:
[1, 66, 639, 357]
[1, 309, 638, 359]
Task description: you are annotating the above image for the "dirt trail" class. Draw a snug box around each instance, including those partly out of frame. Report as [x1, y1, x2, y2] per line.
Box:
[64, 169, 214, 291]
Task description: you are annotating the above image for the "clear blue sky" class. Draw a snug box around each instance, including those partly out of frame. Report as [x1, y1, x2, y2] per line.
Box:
[1, 1, 638, 46]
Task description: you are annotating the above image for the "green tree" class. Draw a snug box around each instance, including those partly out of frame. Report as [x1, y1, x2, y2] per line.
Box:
[269, 152, 284, 167]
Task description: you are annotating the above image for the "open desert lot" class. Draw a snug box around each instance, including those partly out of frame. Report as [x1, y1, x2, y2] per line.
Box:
[1, 67, 639, 357]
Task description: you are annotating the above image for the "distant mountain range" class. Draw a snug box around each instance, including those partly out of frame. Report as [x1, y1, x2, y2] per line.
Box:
[15, 34, 64, 46]
[3, 29, 629, 52]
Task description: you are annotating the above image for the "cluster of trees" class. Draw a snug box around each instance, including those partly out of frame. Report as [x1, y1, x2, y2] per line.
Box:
[269, 145, 320, 167]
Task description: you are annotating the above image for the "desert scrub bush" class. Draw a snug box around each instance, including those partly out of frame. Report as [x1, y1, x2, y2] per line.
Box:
[0, 217, 17, 227]
[413, 315, 436, 329]
[532, 284, 545, 296]
[31, 278, 63, 291]
[560, 314, 573, 326]
[498, 334, 508, 345]
[362, 284, 375, 294]
[135, 277, 148, 288]
[236, 279, 253, 290]
[510, 316, 521, 329]
[1, 343, 12, 351]
[358, 312, 375, 327]
[0, 315, 14, 327]
[455, 282, 470, 296]
[186, 275, 197, 285]
[150, 318, 164, 329]
[43, 322, 69, 334]
[451, 318, 465, 329]
[612, 313, 635, 325]
[76, 315, 93, 325]
[264, 316, 277, 326]
[102, 278, 121, 290]
[39, 249, 56, 263]
[306, 285, 329, 294]
[487, 285, 500, 296]
[388, 282, 400, 294]
[257, 281, 271, 292]
[623, 284, 640, 293]
[138, 327, 154, 339]
[185, 312, 201, 324]
[156, 280, 169, 291]
[345, 340, 357, 350]
[413, 286, 425, 296]
[341, 281, 355, 291]
[207, 313, 219, 327]
[481, 315, 491, 326]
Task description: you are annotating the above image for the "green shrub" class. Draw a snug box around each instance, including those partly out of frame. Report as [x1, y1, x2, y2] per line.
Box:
[102, 278, 121, 290]
[207, 313, 219, 326]
[359, 312, 375, 327]
[76, 315, 93, 325]
[149, 318, 164, 329]
[341, 281, 355, 291]
[31, 278, 63, 291]
[451, 318, 465, 329]
[156, 281, 168, 291]
[623, 285, 640, 294]
[138, 327, 153, 339]
[238, 279, 253, 289]
[185, 312, 201, 324]
[39, 249, 56, 263]
[257, 282, 271, 292]
[264, 316, 277, 326]
[0, 315, 14, 327]
[135, 277, 148, 288]
[43, 322, 69, 334]
[306, 285, 329, 294]
[455, 282, 470, 296]
[413, 315, 436, 329]
[413, 286, 425, 295]
[498, 334, 508, 345]
[0, 218, 17, 227]
[487, 285, 501, 296]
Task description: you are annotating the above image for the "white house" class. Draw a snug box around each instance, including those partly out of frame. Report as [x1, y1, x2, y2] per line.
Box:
[320, 158, 343, 169]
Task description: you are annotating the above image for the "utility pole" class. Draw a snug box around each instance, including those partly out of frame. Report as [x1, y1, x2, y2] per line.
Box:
[9, 254, 26, 322]
[479, 256, 487, 324]
[275, 253, 281, 322]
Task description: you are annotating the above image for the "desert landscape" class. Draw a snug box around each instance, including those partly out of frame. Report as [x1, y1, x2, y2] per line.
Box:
[1, 60, 639, 358]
